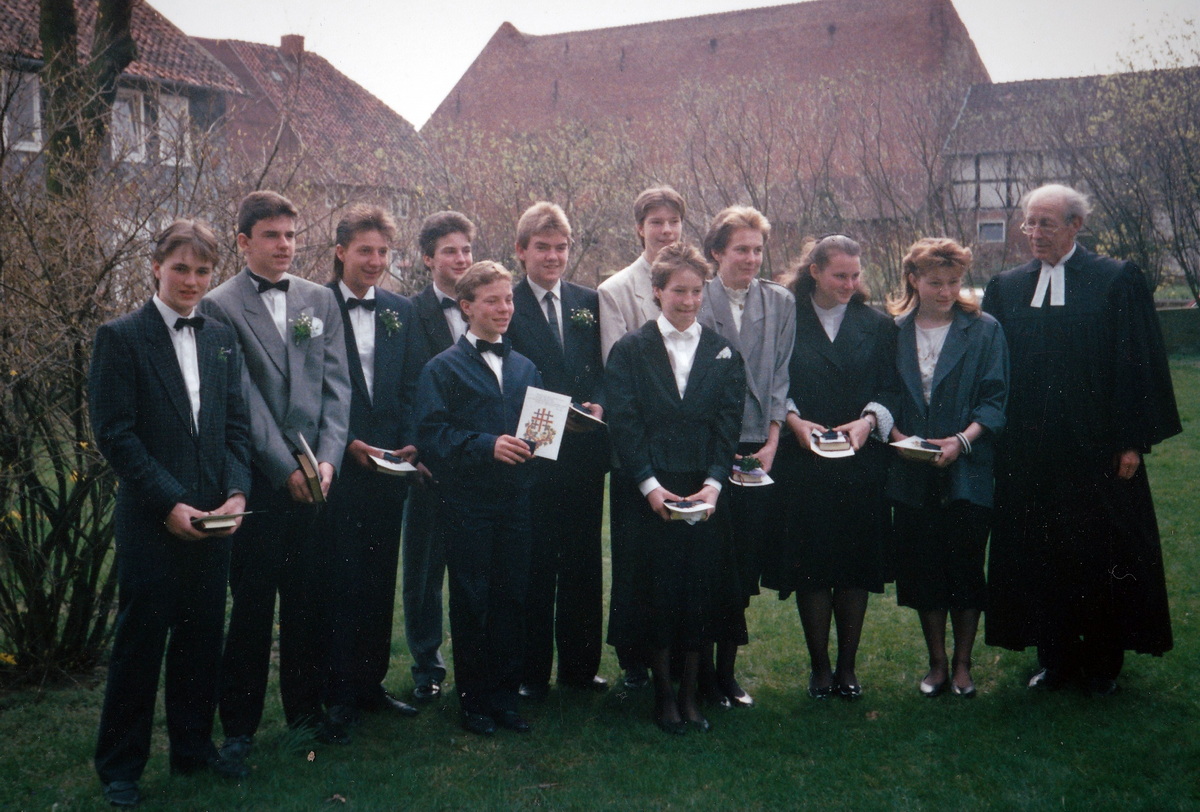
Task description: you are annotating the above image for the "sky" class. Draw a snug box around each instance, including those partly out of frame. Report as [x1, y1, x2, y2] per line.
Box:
[154, 0, 1198, 129]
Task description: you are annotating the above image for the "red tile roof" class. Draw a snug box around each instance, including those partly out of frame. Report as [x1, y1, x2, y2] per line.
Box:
[0, 0, 242, 93]
[194, 36, 420, 184]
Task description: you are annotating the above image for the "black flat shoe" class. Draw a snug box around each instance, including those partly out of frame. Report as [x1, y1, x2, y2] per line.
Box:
[837, 682, 863, 700]
[951, 682, 977, 698]
[919, 677, 948, 698]
[719, 679, 754, 708]
[623, 668, 650, 690]
[808, 673, 835, 699]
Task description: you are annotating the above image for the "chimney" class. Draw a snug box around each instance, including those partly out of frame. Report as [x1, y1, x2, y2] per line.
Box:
[281, 35, 304, 58]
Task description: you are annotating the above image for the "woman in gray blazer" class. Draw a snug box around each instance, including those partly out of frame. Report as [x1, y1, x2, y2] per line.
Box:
[885, 238, 1008, 699]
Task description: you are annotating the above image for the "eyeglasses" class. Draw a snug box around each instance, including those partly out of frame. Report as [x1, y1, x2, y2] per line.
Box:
[1019, 220, 1063, 236]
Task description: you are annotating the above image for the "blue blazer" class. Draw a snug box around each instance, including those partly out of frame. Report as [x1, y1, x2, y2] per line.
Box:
[414, 337, 544, 498]
[90, 300, 252, 538]
[885, 307, 1008, 509]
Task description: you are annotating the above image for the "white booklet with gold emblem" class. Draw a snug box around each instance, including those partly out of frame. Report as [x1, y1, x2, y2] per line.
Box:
[518, 386, 572, 460]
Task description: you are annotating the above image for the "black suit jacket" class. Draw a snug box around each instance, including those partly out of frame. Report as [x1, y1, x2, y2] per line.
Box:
[507, 279, 609, 475]
[328, 284, 421, 453]
[409, 284, 458, 373]
[605, 321, 745, 485]
[90, 300, 252, 541]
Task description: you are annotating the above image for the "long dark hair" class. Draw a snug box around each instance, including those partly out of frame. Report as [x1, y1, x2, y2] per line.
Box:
[787, 234, 869, 303]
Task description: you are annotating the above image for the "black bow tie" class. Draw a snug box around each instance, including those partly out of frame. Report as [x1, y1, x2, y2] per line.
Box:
[476, 339, 506, 356]
[173, 316, 205, 331]
[251, 274, 289, 294]
[440, 297, 459, 310]
[346, 297, 376, 311]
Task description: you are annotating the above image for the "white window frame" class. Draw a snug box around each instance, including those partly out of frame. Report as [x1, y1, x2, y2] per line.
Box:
[2, 70, 42, 152]
[977, 220, 1006, 244]
[111, 88, 147, 162]
[157, 93, 192, 166]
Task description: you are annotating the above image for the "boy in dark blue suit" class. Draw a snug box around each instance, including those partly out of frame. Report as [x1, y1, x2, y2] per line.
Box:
[321, 205, 422, 743]
[90, 220, 251, 807]
[414, 261, 542, 736]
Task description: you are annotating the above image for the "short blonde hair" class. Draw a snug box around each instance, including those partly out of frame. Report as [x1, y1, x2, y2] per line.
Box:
[456, 260, 513, 303]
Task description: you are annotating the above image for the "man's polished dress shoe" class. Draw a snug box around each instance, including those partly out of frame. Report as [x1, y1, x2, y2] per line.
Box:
[362, 691, 419, 717]
[519, 682, 550, 700]
[460, 712, 497, 736]
[317, 705, 356, 745]
[412, 682, 441, 703]
[170, 753, 252, 779]
[1027, 667, 1070, 691]
[622, 668, 650, 690]
[561, 675, 609, 693]
[102, 780, 140, 808]
[494, 710, 532, 733]
[218, 735, 253, 763]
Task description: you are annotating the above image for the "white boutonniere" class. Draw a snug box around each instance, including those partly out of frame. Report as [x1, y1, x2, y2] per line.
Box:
[289, 312, 324, 344]
[379, 308, 403, 336]
[716, 346, 732, 360]
[570, 307, 596, 327]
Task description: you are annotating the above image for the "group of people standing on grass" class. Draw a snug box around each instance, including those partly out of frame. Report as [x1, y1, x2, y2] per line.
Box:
[88, 181, 1179, 807]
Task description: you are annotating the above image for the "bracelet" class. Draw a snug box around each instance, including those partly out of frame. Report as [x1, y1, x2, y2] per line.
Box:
[955, 431, 973, 456]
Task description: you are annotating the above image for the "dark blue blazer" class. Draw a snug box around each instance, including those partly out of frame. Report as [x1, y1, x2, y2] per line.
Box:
[605, 321, 745, 485]
[507, 278, 609, 476]
[328, 284, 420, 452]
[414, 337, 543, 497]
[90, 300, 251, 536]
[409, 284, 457, 372]
[885, 307, 1008, 509]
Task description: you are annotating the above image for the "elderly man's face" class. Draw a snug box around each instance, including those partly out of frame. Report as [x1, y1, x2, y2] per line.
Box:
[1022, 197, 1081, 266]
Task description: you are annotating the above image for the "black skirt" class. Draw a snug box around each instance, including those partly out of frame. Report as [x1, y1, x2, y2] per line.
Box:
[891, 480, 990, 612]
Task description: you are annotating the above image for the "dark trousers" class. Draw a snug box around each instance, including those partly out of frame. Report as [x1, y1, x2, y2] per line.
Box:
[401, 480, 447, 688]
[522, 468, 605, 687]
[607, 472, 645, 671]
[325, 473, 407, 708]
[219, 470, 327, 735]
[95, 531, 228, 782]
[438, 489, 531, 716]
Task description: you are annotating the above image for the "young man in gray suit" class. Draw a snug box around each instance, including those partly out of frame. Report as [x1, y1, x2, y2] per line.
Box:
[201, 191, 351, 765]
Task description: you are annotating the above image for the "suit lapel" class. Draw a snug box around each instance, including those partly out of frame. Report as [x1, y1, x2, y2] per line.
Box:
[286, 280, 312, 394]
[895, 313, 926, 413]
[516, 280, 563, 358]
[330, 284, 371, 407]
[683, 329, 720, 403]
[831, 303, 869, 370]
[930, 310, 972, 396]
[644, 322, 681, 402]
[704, 279, 740, 352]
[238, 270, 288, 376]
[798, 298, 842, 370]
[140, 303, 196, 438]
[195, 320, 224, 440]
[372, 293, 404, 407]
[418, 285, 455, 353]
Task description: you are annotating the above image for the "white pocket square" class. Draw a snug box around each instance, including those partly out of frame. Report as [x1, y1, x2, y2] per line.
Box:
[310, 317, 324, 338]
[716, 347, 732, 360]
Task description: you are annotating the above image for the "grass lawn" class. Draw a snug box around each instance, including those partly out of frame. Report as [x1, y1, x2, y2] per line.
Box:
[3, 359, 1199, 811]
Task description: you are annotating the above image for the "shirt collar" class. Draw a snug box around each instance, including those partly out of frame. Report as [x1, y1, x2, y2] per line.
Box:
[656, 314, 701, 341]
[526, 277, 562, 302]
[1041, 243, 1078, 272]
[338, 280, 375, 303]
[152, 294, 194, 327]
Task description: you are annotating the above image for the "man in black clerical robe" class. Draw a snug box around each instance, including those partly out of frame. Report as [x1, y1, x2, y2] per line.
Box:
[982, 183, 1181, 695]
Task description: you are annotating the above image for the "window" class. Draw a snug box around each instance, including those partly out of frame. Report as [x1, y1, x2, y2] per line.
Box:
[977, 221, 1006, 243]
[157, 93, 191, 165]
[112, 89, 146, 161]
[2, 71, 41, 152]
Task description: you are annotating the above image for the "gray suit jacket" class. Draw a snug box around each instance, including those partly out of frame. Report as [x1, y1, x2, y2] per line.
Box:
[698, 277, 795, 444]
[598, 254, 659, 364]
[202, 268, 351, 488]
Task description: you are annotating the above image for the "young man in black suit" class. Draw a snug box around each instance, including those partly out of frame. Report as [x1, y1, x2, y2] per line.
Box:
[414, 261, 543, 736]
[91, 220, 251, 807]
[401, 211, 475, 703]
[321, 205, 422, 743]
[506, 202, 609, 699]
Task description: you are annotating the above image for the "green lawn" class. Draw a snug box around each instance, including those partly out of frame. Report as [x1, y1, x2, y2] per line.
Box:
[4, 360, 1199, 811]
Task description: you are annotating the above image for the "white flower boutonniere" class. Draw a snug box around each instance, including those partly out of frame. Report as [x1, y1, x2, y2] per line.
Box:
[379, 308, 403, 336]
[716, 346, 732, 360]
[570, 307, 596, 327]
[290, 313, 324, 345]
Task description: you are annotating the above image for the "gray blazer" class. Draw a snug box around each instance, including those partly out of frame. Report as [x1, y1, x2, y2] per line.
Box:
[885, 307, 1008, 509]
[698, 277, 795, 444]
[202, 268, 351, 488]
[598, 254, 659, 364]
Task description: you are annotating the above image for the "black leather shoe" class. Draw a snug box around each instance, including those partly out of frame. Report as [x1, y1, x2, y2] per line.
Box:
[837, 681, 863, 700]
[317, 705, 356, 744]
[102, 780, 140, 808]
[720, 681, 754, 708]
[519, 682, 550, 700]
[622, 668, 650, 690]
[362, 692, 419, 717]
[494, 711, 531, 733]
[560, 676, 609, 693]
[461, 712, 497, 736]
[218, 735, 253, 763]
[412, 682, 441, 703]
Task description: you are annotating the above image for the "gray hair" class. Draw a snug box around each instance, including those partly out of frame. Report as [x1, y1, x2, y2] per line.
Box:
[1022, 184, 1092, 224]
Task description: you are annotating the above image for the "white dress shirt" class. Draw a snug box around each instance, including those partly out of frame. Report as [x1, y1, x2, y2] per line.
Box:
[915, 322, 951, 405]
[721, 278, 750, 333]
[250, 274, 289, 339]
[1031, 244, 1076, 308]
[436, 287, 468, 343]
[812, 298, 848, 342]
[467, 331, 504, 391]
[638, 315, 722, 500]
[339, 281, 376, 399]
[526, 277, 564, 346]
[152, 295, 201, 432]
